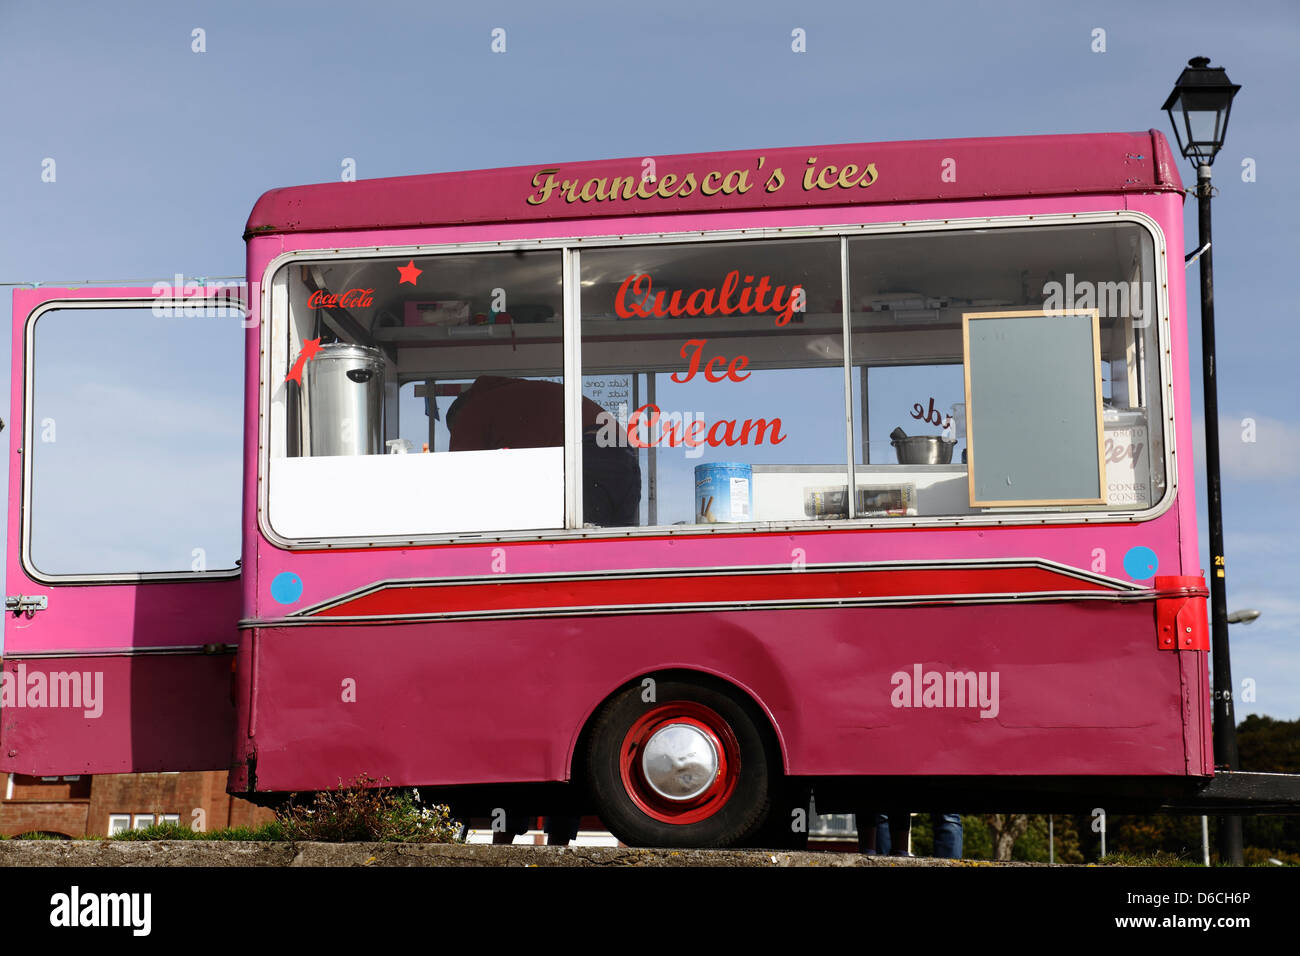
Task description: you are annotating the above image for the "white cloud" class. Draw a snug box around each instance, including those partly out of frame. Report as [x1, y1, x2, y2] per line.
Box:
[1209, 585, 1300, 720]
[1192, 415, 1300, 481]
[1224, 529, 1300, 560]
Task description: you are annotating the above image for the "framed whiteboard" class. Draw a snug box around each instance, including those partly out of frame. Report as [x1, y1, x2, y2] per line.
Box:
[962, 309, 1106, 507]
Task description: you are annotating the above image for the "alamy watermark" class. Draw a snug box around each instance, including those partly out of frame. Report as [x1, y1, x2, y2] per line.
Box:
[151, 273, 252, 326]
[890, 663, 1000, 719]
[594, 406, 786, 458]
[50, 886, 150, 936]
[1041, 274, 1154, 327]
[0, 664, 103, 718]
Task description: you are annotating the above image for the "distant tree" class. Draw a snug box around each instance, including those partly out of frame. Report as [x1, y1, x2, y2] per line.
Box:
[960, 814, 993, 859]
[1011, 815, 1049, 862]
[958, 717, 1300, 864]
[1010, 815, 1084, 863]
[1109, 812, 1203, 861]
[984, 813, 1030, 860]
[1237, 715, 1300, 773]
[909, 813, 933, 857]
[1237, 715, 1300, 856]
[1048, 814, 1086, 864]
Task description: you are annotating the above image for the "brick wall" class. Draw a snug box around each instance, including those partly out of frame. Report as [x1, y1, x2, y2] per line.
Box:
[0, 801, 88, 838]
[8, 775, 91, 801]
[2, 771, 274, 837]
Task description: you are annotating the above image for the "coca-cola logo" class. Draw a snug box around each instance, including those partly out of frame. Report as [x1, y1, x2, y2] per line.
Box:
[308, 288, 374, 310]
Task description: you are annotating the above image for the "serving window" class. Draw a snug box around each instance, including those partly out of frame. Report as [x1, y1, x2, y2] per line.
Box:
[579, 237, 848, 527]
[847, 222, 1165, 518]
[263, 217, 1169, 543]
[266, 250, 566, 539]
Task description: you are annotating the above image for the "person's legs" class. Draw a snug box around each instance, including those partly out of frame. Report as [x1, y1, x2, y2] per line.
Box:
[857, 811, 881, 854]
[544, 814, 581, 846]
[931, 813, 963, 859]
[491, 811, 532, 845]
[887, 811, 911, 856]
[876, 815, 892, 855]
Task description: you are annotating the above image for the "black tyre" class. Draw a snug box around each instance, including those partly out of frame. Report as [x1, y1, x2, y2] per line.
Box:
[583, 677, 777, 848]
[739, 781, 812, 850]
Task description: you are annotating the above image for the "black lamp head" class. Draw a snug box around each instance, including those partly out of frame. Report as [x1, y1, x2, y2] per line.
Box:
[1161, 56, 1241, 167]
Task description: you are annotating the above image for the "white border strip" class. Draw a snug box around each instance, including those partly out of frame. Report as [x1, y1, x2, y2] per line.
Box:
[253, 210, 1177, 549]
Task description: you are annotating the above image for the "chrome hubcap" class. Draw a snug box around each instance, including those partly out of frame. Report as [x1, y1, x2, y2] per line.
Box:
[641, 723, 720, 800]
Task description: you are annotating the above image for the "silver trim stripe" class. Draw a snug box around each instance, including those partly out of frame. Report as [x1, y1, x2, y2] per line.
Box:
[238, 558, 1158, 629]
[241, 588, 1165, 629]
[2, 644, 237, 660]
[284, 556, 1144, 618]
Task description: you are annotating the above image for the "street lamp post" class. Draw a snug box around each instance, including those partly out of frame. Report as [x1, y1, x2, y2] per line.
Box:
[1200, 610, 1263, 865]
[1162, 55, 1242, 865]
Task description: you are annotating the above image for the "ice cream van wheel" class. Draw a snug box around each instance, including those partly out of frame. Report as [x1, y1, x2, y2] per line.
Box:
[584, 677, 776, 848]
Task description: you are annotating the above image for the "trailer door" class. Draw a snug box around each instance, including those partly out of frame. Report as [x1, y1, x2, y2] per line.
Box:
[2, 288, 244, 774]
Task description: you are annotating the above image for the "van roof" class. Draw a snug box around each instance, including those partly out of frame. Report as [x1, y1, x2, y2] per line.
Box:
[244, 130, 1183, 239]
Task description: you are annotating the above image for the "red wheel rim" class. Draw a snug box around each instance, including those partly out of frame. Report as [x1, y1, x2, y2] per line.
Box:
[618, 701, 741, 825]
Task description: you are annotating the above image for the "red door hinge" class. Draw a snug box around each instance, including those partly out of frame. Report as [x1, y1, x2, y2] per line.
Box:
[1155, 575, 1210, 651]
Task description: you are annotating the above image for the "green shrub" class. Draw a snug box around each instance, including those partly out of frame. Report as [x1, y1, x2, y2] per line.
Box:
[111, 822, 200, 841]
[208, 822, 288, 841]
[1098, 850, 1200, 866]
[1243, 846, 1300, 866]
[10, 831, 65, 840]
[274, 774, 464, 843]
[108, 820, 288, 841]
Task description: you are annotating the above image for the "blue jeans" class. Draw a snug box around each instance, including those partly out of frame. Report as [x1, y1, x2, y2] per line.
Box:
[931, 813, 963, 858]
[859, 812, 963, 858]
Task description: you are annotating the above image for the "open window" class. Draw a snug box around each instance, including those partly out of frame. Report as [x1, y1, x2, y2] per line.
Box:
[579, 236, 848, 527]
[265, 250, 567, 540]
[847, 221, 1166, 518]
[25, 303, 242, 576]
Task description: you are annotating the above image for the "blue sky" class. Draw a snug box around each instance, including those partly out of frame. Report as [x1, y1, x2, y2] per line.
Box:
[1, 0, 1297, 717]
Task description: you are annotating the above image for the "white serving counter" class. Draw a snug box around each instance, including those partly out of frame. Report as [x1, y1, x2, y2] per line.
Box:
[750, 464, 971, 521]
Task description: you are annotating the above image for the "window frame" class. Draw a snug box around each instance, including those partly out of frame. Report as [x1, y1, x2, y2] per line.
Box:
[257, 210, 1177, 549]
[20, 298, 245, 585]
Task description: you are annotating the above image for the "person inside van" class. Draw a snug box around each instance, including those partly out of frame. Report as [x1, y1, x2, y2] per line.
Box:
[446, 375, 641, 527]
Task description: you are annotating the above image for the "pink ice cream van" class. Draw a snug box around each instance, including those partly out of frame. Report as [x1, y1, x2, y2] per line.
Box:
[6, 131, 1294, 847]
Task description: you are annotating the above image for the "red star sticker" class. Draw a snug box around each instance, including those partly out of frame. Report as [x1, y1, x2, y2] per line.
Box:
[397, 260, 423, 285]
[285, 337, 322, 384]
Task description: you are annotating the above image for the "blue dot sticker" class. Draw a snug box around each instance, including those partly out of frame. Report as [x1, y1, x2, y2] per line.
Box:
[271, 572, 304, 605]
[1123, 546, 1159, 581]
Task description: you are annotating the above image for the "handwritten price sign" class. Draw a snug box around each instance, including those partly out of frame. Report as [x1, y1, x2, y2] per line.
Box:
[1103, 424, 1151, 507]
[583, 375, 632, 411]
